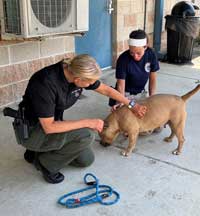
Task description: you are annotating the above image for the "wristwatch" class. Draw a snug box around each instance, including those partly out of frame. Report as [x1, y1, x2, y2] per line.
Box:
[128, 100, 136, 109]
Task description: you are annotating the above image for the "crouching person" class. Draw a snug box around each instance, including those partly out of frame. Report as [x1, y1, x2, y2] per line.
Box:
[9, 54, 146, 184]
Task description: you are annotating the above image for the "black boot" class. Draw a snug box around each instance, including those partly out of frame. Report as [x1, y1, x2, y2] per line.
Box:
[34, 158, 64, 184]
[24, 150, 36, 163]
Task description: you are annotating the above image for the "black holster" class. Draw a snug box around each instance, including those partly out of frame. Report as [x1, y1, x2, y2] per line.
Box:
[13, 118, 29, 144]
[3, 107, 30, 144]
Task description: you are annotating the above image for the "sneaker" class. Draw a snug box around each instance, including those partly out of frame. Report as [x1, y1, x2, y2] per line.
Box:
[34, 158, 64, 184]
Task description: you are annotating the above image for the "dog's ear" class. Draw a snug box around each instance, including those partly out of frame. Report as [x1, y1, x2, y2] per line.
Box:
[103, 121, 109, 129]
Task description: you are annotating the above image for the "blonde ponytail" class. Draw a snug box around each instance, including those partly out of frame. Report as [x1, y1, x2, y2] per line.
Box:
[63, 54, 101, 80]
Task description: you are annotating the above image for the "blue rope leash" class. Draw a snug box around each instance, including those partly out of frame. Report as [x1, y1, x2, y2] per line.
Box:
[58, 173, 120, 208]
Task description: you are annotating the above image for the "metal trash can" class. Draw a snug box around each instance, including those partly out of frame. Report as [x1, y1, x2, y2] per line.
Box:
[165, 1, 200, 63]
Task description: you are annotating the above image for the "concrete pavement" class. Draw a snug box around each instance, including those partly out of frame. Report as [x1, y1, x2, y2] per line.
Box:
[0, 61, 200, 216]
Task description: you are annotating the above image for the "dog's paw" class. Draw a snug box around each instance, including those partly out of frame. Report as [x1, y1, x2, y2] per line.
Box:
[172, 149, 181, 155]
[121, 150, 130, 157]
[164, 137, 172, 142]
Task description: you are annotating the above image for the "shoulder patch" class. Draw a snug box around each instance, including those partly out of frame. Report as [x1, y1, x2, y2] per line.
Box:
[144, 62, 151, 73]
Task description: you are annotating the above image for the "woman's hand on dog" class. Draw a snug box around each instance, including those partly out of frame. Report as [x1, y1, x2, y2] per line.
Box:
[111, 103, 124, 112]
[131, 103, 147, 118]
[86, 119, 104, 133]
[112, 103, 147, 118]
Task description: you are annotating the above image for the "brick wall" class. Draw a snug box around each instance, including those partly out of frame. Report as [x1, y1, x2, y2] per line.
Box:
[0, 36, 75, 108]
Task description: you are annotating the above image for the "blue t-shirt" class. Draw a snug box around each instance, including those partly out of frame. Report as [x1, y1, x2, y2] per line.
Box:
[116, 48, 160, 94]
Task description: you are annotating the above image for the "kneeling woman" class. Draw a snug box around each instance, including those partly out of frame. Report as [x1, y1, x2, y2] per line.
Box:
[17, 54, 146, 184]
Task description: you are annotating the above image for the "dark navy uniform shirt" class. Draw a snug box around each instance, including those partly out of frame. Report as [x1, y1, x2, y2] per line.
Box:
[116, 48, 160, 95]
[20, 61, 100, 124]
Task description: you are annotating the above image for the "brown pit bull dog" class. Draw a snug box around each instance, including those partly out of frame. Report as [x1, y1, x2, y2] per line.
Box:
[100, 84, 200, 157]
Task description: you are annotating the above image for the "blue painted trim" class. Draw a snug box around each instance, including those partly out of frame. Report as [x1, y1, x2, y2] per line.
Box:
[153, 0, 164, 54]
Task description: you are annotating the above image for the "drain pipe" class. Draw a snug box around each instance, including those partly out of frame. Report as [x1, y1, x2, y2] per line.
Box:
[153, 0, 164, 59]
[143, 0, 147, 31]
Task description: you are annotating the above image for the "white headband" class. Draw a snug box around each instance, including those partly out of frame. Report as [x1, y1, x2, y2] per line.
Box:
[128, 38, 147, 47]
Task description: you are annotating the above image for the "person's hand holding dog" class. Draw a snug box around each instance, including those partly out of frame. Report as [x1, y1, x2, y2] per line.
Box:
[131, 103, 147, 118]
[111, 103, 123, 112]
[86, 119, 104, 133]
[112, 102, 147, 118]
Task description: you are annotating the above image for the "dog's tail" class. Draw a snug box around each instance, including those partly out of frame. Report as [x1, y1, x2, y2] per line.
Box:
[181, 84, 200, 102]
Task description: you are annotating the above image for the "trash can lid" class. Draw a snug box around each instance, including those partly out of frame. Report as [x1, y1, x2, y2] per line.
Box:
[171, 1, 197, 17]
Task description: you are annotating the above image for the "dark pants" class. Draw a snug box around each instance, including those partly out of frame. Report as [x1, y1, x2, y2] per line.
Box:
[18, 124, 95, 173]
[38, 129, 95, 173]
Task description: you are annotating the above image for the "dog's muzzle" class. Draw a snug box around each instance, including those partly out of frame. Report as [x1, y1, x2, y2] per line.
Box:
[100, 141, 111, 147]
